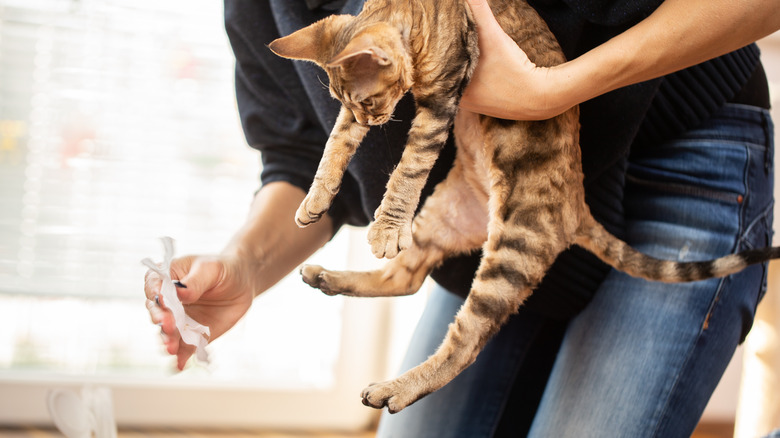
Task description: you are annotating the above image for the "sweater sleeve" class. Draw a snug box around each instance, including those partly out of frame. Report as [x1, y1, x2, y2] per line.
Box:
[223, 0, 363, 231]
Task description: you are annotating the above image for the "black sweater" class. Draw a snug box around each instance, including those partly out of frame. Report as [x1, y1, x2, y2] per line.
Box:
[224, 0, 767, 319]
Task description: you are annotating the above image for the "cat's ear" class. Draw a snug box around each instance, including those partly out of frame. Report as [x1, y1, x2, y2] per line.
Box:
[326, 35, 392, 69]
[268, 15, 351, 64]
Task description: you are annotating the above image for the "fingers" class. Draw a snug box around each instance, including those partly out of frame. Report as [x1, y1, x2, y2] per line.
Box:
[144, 257, 201, 369]
[176, 344, 196, 371]
[146, 296, 174, 333]
[143, 268, 163, 301]
[146, 296, 195, 367]
[146, 295, 178, 343]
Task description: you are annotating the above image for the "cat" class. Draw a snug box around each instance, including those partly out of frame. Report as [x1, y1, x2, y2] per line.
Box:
[269, 0, 780, 413]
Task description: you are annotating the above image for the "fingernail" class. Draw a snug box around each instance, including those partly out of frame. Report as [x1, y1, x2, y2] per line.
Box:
[173, 280, 188, 289]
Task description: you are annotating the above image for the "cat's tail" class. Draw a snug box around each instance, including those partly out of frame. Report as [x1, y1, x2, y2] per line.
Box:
[575, 215, 780, 283]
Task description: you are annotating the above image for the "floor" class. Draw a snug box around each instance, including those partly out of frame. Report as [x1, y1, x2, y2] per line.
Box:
[0, 422, 733, 438]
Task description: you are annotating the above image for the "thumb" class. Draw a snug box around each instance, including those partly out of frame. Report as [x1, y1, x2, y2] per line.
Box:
[175, 257, 223, 304]
[467, 0, 493, 23]
[465, 0, 489, 11]
[465, 0, 498, 27]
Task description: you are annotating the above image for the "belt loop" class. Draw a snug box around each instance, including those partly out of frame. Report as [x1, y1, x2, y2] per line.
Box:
[762, 110, 772, 175]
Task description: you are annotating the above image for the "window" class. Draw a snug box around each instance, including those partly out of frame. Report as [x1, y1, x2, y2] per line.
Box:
[0, 0, 427, 428]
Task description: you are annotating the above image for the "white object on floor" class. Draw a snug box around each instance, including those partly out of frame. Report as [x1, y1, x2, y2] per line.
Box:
[142, 236, 211, 363]
[47, 386, 117, 438]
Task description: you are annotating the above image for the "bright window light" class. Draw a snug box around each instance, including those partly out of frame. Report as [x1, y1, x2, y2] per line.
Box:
[0, 0, 347, 390]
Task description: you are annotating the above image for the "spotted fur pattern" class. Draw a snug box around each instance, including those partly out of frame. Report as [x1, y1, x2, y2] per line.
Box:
[270, 0, 780, 413]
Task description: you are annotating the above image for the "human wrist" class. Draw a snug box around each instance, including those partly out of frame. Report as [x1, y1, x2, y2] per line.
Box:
[534, 64, 576, 118]
[544, 56, 608, 114]
[221, 236, 267, 298]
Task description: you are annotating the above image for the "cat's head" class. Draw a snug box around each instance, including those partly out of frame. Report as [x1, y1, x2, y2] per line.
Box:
[269, 16, 413, 126]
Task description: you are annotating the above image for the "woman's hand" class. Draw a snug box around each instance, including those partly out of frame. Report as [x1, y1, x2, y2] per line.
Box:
[144, 253, 256, 370]
[461, 0, 570, 121]
[142, 182, 335, 371]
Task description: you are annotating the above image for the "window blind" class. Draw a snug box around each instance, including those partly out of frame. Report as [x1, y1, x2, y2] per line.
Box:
[0, 0, 346, 388]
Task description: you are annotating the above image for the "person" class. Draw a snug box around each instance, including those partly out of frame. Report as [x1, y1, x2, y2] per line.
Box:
[143, 0, 780, 436]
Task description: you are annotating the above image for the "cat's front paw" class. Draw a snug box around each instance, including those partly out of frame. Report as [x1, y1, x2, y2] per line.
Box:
[300, 264, 340, 296]
[361, 379, 422, 414]
[295, 191, 332, 227]
[367, 216, 412, 259]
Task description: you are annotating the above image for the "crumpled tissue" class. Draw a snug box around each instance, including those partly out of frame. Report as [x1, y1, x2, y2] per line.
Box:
[142, 236, 210, 363]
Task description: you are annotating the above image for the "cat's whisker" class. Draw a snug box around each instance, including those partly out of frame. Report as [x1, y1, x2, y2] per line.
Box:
[317, 75, 329, 91]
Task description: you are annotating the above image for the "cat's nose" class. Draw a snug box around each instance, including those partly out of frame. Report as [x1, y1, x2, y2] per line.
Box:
[353, 112, 369, 126]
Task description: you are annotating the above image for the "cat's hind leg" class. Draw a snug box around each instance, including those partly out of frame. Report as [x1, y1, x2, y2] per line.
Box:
[359, 231, 550, 412]
[359, 151, 565, 411]
[301, 159, 488, 298]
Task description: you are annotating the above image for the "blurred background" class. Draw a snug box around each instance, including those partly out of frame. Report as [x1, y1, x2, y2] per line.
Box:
[0, 0, 428, 433]
[0, 0, 777, 437]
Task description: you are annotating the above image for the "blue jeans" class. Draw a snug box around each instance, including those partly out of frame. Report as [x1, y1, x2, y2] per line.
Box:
[377, 104, 775, 438]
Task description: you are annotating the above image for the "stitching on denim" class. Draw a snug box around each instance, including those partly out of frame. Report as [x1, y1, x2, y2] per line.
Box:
[673, 137, 771, 151]
[649, 276, 727, 438]
[625, 173, 741, 204]
[482, 315, 546, 438]
[719, 103, 773, 124]
[738, 201, 775, 250]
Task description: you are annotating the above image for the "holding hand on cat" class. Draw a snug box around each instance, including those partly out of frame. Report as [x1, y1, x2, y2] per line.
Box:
[461, 0, 564, 120]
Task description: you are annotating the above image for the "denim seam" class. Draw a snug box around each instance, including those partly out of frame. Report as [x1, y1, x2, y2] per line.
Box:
[719, 103, 773, 123]
[649, 275, 728, 438]
[625, 173, 742, 204]
[656, 138, 770, 151]
[740, 143, 752, 246]
[738, 201, 775, 251]
[482, 319, 546, 438]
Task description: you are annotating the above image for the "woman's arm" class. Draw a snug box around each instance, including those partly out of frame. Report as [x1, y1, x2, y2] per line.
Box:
[461, 0, 780, 120]
[222, 181, 335, 297]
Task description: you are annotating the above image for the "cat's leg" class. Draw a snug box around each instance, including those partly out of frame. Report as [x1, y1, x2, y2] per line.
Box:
[368, 103, 457, 259]
[296, 106, 369, 227]
[360, 153, 566, 412]
[359, 233, 550, 413]
[302, 158, 488, 297]
[300, 245, 437, 298]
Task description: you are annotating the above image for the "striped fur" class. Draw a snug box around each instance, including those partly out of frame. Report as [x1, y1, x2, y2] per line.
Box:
[575, 214, 780, 283]
[271, 0, 780, 413]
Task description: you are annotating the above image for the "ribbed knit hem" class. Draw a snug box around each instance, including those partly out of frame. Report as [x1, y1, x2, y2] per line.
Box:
[634, 44, 761, 149]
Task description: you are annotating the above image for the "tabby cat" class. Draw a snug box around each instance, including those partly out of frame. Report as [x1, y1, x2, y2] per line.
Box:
[269, 0, 780, 413]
